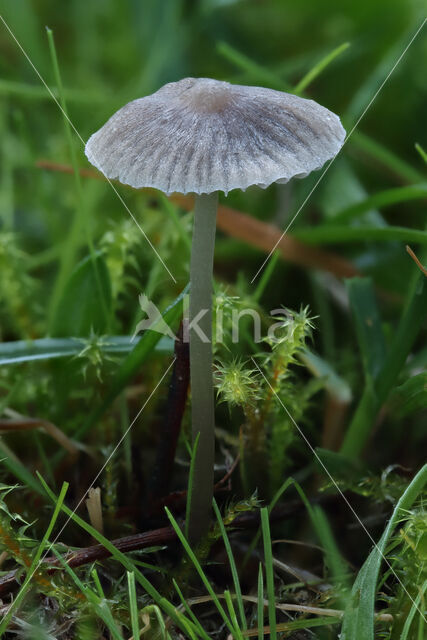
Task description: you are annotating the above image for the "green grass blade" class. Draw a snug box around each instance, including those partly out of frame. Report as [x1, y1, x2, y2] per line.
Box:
[0, 438, 44, 496]
[400, 579, 427, 640]
[345, 20, 422, 124]
[417, 598, 425, 640]
[91, 567, 105, 598]
[244, 477, 318, 571]
[145, 604, 171, 640]
[257, 563, 264, 640]
[375, 268, 427, 403]
[253, 251, 280, 303]
[260, 508, 277, 640]
[342, 269, 427, 457]
[330, 184, 427, 224]
[0, 335, 173, 366]
[172, 578, 210, 640]
[216, 42, 290, 91]
[165, 506, 235, 635]
[309, 272, 335, 360]
[243, 477, 296, 568]
[36, 474, 196, 637]
[390, 372, 427, 417]
[52, 548, 124, 640]
[0, 77, 105, 103]
[0, 481, 68, 634]
[213, 498, 247, 630]
[269, 477, 296, 514]
[224, 590, 244, 640]
[314, 448, 365, 485]
[294, 42, 350, 94]
[312, 505, 350, 605]
[50, 252, 112, 337]
[52, 546, 88, 594]
[350, 131, 424, 184]
[160, 194, 192, 252]
[299, 348, 352, 403]
[341, 463, 427, 640]
[415, 143, 427, 164]
[346, 277, 386, 382]
[294, 225, 427, 245]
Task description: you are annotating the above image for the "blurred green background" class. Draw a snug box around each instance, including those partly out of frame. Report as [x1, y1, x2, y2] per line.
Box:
[0, 0, 426, 460]
[1, 0, 426, 152]
[0, 0, 426, 292]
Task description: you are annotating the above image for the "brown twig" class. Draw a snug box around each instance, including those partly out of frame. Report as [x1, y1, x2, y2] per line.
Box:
[175, 194, 358, 279]
[0, 487, 341, 600]
[0, 525, 177, 598]
[36, 159, 358, 279]
[0, 457, 240, 598]
[36, 160, 103, 181]
[0, 415, 78, 455]
[406, 244, 427, 277]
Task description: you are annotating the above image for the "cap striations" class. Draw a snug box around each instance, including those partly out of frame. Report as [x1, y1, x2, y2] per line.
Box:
[85, 77, 346, 196]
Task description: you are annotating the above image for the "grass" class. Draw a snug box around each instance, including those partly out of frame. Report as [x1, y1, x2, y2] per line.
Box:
[0, 1, 426, 638]
[341, 463, 427, 640]
[261, 508, 277, 640]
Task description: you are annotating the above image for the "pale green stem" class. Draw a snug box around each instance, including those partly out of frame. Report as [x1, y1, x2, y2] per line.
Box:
[187, 192, 218, 543]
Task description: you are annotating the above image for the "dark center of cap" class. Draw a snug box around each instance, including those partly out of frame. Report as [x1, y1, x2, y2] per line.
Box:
[163, 78, 233, 114]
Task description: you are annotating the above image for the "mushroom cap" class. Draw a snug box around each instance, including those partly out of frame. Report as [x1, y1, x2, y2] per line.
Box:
[85, 77, 345, 196]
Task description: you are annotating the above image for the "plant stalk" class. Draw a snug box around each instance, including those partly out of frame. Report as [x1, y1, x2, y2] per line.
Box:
[341, 264, 427, 458]
[187, 192, 218, 543]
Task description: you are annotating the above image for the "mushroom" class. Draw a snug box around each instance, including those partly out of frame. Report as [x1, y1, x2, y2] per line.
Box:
[85, 77, 345, 542]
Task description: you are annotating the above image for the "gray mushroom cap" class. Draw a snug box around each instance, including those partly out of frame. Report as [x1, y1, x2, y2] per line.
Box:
[85, 77, 346, 196]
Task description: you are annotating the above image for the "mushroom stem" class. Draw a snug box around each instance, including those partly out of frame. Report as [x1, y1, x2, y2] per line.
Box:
[187, 191, 218, 543]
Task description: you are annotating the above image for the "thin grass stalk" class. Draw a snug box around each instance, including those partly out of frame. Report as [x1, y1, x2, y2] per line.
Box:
[127, 571, 140, 640]
[213, 498, 247, 630]
[257, 564, 264, 640]
[260, 508, 277, 640]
